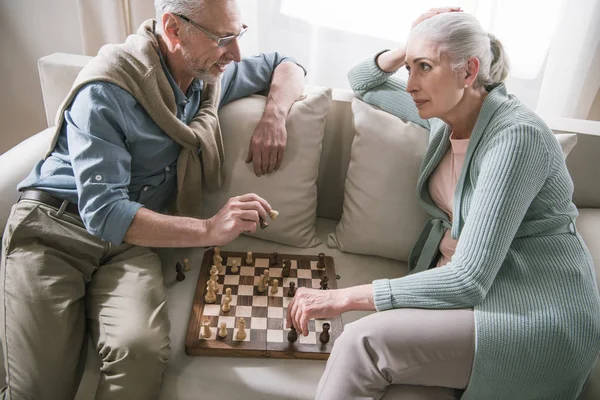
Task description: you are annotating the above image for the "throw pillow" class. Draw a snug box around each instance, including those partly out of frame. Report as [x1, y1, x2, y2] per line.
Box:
[203, 88, 333, 247]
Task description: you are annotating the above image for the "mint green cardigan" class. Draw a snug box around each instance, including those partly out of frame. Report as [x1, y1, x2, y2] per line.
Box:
[348, 54, 600, 399]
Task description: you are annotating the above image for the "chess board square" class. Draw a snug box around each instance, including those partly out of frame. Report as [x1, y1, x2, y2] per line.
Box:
[267, 329, 283, 343]
[268, 307, 283, 318]
[297, 278, 312, 288]
[283, 278, 298, 288]
[237, 285, 254, 296]
[255, 258, 269, 268]
[235, 306, 253, 317]
[251, 307, 268, 318]
[310, 261, 319, 269]
[216, 294, 237, 306]
[224, 275, 240, 285]
[252, 296, 268, 307]
[283, 297, 292, 308]
[299, 331, 316, 344]
[312, 279, 322, 288]
[233, 329, 251, 342]
[290, 260, 298, 268]
[308, 320, 316, 331]
[297, 269, 312, 279]
[226, 257, 242, 266]
[267, 318, 283, 330]
[311, 270, 324, 279]
[240, 266, 254, 276]
[217, 316, 236, 328]
[268, 297, 283, 308]
[239, 275, 254, 286]
[270, 268, 283, 278]
[315, 320, 331, 332]
[253, 276, 263, 286]
[268, 286, 283, 297]
[236, 295, 254, 307]
[297, 259, 311, 269]
[199, 329, 217, 340]
[251, 317, 267, 330]
[203, 304, 221, 316]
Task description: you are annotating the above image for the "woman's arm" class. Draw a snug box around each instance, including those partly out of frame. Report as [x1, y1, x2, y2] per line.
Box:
[348, 50, 430, 130]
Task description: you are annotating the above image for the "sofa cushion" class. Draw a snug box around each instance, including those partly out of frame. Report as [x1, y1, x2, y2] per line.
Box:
[328, 99, 580, 262]
[327, 99, 430, 262]
[203, 89, 332, 247]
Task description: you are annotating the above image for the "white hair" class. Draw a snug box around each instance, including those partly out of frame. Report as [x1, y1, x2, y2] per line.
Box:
[154, 0, 208, 34]
[410, 12, 510, 88]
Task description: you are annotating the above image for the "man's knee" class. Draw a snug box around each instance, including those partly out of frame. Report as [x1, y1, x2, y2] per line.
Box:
[99, 324, 171, 367]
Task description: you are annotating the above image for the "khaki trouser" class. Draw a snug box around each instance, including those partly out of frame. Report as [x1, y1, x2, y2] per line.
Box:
[0, 200, 171, 400]
[316, 308, 475, 400]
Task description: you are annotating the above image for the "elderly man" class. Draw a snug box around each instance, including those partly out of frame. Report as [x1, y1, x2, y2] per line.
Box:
[0, 0, 305, 398]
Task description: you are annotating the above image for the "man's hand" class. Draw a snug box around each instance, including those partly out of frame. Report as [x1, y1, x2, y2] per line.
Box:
[205, 193, 272, 246]
[245, 115, 287, 176]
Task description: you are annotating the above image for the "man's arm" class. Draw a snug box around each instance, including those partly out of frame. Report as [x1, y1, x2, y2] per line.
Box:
[219, 53, 306, 176]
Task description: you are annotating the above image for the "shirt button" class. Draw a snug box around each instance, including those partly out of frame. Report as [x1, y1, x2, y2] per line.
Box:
[143, 186, 149, 192]
[165, 166, 170, 172]
[95, 175, 102, 181]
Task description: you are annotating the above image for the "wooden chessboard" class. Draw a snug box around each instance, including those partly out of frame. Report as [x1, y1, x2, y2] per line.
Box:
[185, 249, 343, 360]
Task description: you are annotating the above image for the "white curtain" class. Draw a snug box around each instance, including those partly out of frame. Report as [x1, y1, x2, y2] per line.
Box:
[76, 0, 600, 119]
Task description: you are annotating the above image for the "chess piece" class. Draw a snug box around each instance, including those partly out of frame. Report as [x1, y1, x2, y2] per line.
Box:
[319, 323, 331, 344]
[270, 279, 279, 295]
[225, 287, 232, 302]
[246, 251, 253, 265]
[262, 270, 270, 288]
[282, 259, 291, 277]
[175, 262, 185, 281]
[287, 281, 296, 297]
[205, 281, 216, 303]
[210, 265, 219, 281]
[257, 274, 266, 293]
[317, 253, 326, 269]
[320, 275, 329, 290]
[269, 209, 279, 220]
[213, 247, 223, 268]
[222, 296, 231, 312]
[236, 318, 247, 340]
[270, 252, 279, 267]
[287, 326, 298, 343]
[231, 259, 239, 274]
[201, 319, 211, 338]
[183, 258, 191, 272]
[259, 217, 269, 229]
[218, 322, 228, 338]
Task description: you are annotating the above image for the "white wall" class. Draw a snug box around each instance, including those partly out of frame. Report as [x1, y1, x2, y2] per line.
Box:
[0, 0, 83, 155]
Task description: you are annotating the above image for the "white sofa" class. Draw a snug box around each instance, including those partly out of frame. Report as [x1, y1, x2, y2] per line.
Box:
[0, 53, 599, 400]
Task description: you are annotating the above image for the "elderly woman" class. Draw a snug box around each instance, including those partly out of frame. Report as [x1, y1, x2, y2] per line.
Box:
[286, 8, 600, 400]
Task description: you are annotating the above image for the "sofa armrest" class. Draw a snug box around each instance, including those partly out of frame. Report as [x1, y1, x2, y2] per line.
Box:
[0, 128, 54, 234]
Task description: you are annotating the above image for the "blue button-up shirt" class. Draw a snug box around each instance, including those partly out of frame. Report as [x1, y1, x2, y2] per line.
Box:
[19, 51, 302, 244]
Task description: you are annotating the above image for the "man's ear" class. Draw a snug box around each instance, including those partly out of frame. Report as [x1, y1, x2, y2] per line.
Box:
[465, 57, 480, 87]
[162, 13, 183, 44]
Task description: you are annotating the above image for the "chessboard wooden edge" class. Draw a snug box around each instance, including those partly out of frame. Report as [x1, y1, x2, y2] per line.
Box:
[185, 250, 344, 359]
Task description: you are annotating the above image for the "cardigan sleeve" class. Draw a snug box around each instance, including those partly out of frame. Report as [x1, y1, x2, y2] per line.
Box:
[347, 51, 430, 130]
[373, 124, 550, 311]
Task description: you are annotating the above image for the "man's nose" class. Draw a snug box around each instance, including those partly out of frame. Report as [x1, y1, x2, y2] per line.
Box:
[225, 38, 242, 62]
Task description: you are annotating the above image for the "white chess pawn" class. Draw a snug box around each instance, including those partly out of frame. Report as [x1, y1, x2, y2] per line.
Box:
[236, 318, 247, 340]
[214, 247, 221, 256]
[224, 287, 232, 302]
[269, 210, 279, 220]
[207, 276, 219, 293]
[201, 319, 212, 338]
[263, 270, 270, 286]
[218, 322, 228, 338]
[222, 296, 231, 312]
[231, 259, 239, 274]
[257, 274, 266, 293]
[205, 281, 216, 303]
[270, 279, 279, 295]
[183, 258, 191, 272]
[246, 251, 253, 265]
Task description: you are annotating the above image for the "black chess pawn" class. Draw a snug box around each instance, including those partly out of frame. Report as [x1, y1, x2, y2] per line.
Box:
[175, 262, 186, 282]
[317, 253, 326, 269]
[287, 281, 296, 297]
[270, 252, 279, 267]
[320, 275, 329, 290]
[319, 323, 331, 344]
[282, 259, 291, 277]
[287, 326, 298, 343]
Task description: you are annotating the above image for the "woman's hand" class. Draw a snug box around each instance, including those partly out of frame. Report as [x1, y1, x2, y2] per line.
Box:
[411, 6, 463, 30]
[286, 284, 376, 336]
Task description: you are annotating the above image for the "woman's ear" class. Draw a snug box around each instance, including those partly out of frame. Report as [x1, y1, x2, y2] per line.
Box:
[464, 57, 480, 87]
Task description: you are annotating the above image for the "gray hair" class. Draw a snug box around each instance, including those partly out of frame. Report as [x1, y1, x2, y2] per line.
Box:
[154, 0, 209, 34]
[410, 12, 510, 88]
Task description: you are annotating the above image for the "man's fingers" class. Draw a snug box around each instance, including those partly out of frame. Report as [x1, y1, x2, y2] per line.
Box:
[237, 201, 267, 220]
[252, 151, 262, 176]
[236, 194, 272, 217]
[274, 148, 284, 171]
[267, 149, 278, 174]
[261, 149, 270, 175]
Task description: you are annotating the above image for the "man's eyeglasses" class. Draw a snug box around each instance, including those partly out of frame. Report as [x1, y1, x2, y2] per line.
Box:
[176, 14, 247, 48]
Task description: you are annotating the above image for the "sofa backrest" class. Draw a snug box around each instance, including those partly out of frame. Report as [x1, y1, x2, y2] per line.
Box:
[38, 53, 600, 221]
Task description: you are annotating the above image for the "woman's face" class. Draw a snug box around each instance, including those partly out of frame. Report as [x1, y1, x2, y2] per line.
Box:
[405, 35, 466, 120]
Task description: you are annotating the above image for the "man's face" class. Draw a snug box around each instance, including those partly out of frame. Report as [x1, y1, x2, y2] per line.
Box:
[179, 0, 243, 83]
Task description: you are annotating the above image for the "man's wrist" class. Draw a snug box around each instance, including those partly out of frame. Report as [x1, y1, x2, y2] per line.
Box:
[195, 218, 212, 247]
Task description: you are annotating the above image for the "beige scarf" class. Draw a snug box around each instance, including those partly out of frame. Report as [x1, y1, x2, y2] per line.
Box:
[46, 19, 224, 218]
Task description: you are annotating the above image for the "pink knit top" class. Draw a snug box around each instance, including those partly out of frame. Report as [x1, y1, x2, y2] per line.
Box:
[428, 133, 470, 267]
